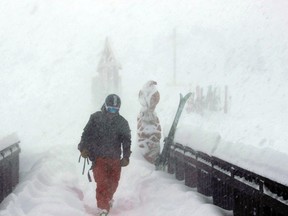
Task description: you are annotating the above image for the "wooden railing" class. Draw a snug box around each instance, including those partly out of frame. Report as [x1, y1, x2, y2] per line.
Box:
[167, 143, 288, 216]
[0, 141, 21, 203]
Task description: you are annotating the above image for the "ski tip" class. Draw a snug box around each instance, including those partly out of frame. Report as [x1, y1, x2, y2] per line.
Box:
[180, 92, 192, 100]
[186, 92, 192, 98]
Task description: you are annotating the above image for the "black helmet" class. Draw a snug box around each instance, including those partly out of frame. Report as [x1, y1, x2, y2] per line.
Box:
[105, 94, 121, 113]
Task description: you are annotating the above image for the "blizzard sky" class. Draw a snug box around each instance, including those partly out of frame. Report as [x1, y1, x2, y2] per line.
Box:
[1, 0, 288, 215]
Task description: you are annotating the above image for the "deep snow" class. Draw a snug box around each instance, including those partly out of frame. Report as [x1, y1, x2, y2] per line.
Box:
[1, 0, 288, 215]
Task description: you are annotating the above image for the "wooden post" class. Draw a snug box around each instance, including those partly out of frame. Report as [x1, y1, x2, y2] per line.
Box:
[224, 85, 228, 114]
[173, 28, 177, 86]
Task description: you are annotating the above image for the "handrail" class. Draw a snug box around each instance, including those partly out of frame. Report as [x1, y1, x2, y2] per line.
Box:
[0, 141, 21, 203]
[168, 142, 288, 215]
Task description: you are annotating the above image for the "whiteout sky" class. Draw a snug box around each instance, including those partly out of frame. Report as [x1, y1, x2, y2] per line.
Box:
[0, 0, 288, 215]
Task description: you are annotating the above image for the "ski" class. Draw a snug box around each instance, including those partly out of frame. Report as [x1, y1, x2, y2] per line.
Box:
[155, 92, 192, 170]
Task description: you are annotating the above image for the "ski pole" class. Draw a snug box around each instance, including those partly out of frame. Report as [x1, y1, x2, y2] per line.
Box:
[79, 154, 92, 182]
[78, 154, 81, 163]
[82, 157, 86, 175]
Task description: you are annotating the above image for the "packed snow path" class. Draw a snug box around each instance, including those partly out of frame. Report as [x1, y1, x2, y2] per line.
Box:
[0, 144, 232, 216]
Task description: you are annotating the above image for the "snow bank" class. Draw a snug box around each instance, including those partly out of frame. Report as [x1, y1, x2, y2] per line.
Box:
[214, 141, 288, 186]
[174, 125, 221, 155]
[0, 133, 20, 151]
[0, 146, 85, 216]
[169, 124, 288, 186]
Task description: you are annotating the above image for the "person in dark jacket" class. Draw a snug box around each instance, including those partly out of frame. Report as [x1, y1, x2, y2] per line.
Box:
[78, 94, 131, 216]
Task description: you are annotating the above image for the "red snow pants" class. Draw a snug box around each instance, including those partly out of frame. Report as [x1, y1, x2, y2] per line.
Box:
[93, 157, 121, 211]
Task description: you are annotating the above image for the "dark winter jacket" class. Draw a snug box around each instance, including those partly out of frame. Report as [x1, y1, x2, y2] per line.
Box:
[78, 106, 131, 161]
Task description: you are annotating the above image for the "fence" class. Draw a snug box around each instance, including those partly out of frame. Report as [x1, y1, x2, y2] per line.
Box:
[0, 141, 21, 203]
[167, 143, 288, 216]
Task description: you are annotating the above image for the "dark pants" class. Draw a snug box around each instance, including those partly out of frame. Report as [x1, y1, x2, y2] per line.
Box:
[93, 157, 121, 211]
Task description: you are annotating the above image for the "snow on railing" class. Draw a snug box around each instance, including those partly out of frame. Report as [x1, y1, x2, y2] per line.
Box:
[166, 142, 288, 215]
[0, 133, 21, 203]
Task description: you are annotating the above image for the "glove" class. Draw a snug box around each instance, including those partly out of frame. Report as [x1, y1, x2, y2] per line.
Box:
[120, 158, 129, 167]
[81, 149, 89, 158]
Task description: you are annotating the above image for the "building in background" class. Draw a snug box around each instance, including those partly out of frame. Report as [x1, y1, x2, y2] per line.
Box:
[92, 37, 122, 107]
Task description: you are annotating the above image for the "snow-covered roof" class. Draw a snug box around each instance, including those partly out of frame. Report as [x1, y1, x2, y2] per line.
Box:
[97, 37, 122, 73]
